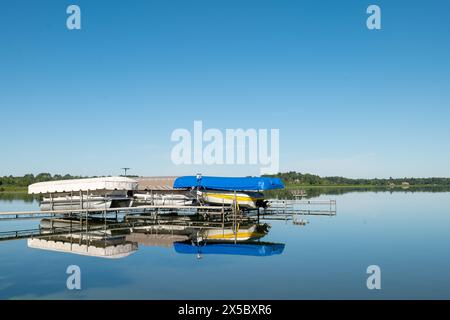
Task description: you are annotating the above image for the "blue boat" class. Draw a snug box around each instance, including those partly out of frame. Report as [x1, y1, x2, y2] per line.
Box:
[173, 241, 285, 257]
[173, 176, 284, 209]
[173, 176, 284, 191]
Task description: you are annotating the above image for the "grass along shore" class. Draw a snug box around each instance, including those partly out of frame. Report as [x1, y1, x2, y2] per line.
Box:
[0, 186, 28, 193]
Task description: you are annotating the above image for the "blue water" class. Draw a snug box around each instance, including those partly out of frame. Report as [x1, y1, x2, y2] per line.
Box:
[1, 191, 450, 299]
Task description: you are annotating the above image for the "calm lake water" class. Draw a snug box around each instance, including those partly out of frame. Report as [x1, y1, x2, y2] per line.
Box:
[1, 191, 450, 299]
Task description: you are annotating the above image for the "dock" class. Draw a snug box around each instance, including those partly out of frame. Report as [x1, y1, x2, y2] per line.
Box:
[0, 199, 337, 244]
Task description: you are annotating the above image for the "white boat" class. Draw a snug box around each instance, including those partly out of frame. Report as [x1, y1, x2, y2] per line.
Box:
[40, 193, 133, 211]
[28, 177, 137, 211]
[133, 193, 194, 206]
[196, 190, 266, 209]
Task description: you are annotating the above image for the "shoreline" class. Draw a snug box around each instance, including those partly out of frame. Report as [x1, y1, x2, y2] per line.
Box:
[285, 184, 450, 189]
[2, 184, 449, 195]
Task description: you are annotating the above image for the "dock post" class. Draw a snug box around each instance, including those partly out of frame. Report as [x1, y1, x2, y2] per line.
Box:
[69, 212, 72, 239]
[222, 199, 225, 236]
[234, 190, 237, 244]
[86, 207, 89, 247]
[104, 200, 107, 242]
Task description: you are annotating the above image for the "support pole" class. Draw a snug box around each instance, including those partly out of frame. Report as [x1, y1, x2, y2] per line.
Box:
[222, 199, 225, 236]
[234, 190, 237, 244]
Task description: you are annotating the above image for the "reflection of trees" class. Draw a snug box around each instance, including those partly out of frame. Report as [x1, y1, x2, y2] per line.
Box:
[0, 193, 37, 203]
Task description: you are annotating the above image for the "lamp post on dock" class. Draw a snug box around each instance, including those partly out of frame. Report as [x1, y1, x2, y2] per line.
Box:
[121, 168, 130, 177]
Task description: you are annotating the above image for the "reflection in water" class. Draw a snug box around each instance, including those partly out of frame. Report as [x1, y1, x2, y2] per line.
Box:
[3, 193, 450, 299]
[174, 241, 285, 257]
[0, 197, 336, 261]
[0, 193, 37, 203]
[27, 237, 138, 259]
[125, 233, 189, 247]
[0, 199, 335, 260]
[265, 185, 450, 199]
[23, 216, 285, 259]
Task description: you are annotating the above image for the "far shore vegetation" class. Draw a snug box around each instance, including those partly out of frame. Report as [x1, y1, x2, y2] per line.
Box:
[1, 172, 450, 195]
[0, 173, 84, 193]
[264, 172, 450, 188]
[263, 172, 450, 198]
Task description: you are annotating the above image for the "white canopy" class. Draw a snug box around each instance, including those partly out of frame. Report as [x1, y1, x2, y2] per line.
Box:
[28, 177, 138, 194]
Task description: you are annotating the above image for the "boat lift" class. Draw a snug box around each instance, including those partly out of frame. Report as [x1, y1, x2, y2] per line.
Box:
[0, 197, 336, 242]
[0, 175, 335, 242]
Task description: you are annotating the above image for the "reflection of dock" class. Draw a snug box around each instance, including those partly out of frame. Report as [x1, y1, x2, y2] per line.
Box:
[0, 200, 339, 259]
[21, 218, 272, 258]
[0, 198, 337, 244]
[264, 199, 336, 216]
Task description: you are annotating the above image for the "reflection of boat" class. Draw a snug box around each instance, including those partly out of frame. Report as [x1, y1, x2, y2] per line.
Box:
[40, 217, 101, 229]
[199, 223, 269, 241]
[196, 190, 265, 209]
[174, 241, 285, 257]
[133, 193, 194, 206]
[28, 177, 137, 211]
[131, 221, 270, 242]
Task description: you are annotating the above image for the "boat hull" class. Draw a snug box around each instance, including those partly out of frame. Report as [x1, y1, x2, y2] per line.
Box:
[133, 193, 194, 206]
[197, 190, 265, 209]
[40, 195, 133, 211]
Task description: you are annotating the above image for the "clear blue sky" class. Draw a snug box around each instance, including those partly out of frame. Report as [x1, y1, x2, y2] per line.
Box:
[1, 0, 449, 178]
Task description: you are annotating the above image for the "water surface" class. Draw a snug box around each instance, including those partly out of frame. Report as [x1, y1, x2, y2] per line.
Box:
[0, 191, 449, 299]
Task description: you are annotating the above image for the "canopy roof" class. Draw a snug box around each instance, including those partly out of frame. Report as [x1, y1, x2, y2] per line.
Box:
[28, 177, 138, 194]
[173, 176, 284, 191]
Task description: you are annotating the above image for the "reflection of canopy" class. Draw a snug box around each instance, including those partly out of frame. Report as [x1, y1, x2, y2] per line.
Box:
[125, 233, 189, 247]
[173, 176, 284, 191]
[27, 238, 138, 259]
[173, 241, 285, 257]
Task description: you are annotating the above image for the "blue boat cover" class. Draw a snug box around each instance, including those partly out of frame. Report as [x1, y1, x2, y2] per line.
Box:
[173, 176, 284, 191]
[173, 242, 285, 257]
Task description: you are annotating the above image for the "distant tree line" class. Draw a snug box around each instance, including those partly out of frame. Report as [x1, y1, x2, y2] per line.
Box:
[264, 171, 450, 187]
[0, 173, 84, 189]
[2, 172, 450, 190]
